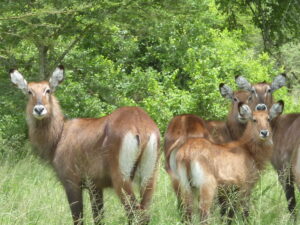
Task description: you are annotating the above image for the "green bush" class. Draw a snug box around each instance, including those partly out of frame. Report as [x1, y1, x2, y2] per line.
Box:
[0, 0, 286, 159]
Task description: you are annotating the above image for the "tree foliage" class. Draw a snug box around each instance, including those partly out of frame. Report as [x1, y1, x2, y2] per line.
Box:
[216, 0, 300, 51]
[1, 0, 298, 159]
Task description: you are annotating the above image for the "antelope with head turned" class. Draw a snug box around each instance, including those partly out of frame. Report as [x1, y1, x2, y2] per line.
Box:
[10, 66, 160, 225]
[173, 101, 283, 224]
[236, 74, 300, 216]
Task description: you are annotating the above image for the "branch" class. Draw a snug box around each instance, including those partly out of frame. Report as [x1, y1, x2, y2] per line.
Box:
[291, 72, 299, 81]
[1, 31, 24, 39]
[51, 24, 93, 72]
[246, 1, 258, 19]
[0, 5, 92, 21]
[50, 14, 77, 40]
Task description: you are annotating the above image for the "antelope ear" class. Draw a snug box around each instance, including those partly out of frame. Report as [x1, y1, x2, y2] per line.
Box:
[219, 83, 234, 100]
[238, 102, 252, 121]
[49, 65, 64, 91]
[10, 69, 28, 94]
[269, 100, 284, 120]
[271, 73, 286, 93]
[255, 104, 268, 111]
[235, 75, 252, 91]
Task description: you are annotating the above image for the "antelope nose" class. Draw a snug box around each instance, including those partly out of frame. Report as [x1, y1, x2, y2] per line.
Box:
[34, 105, 45, 115]
[260, 130, 269, 137]
[256, 104, 267, 111]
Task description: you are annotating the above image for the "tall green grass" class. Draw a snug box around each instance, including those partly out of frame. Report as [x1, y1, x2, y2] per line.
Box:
[0, 154, 297, 225]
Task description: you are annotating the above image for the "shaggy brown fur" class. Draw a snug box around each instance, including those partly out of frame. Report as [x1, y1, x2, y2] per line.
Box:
[236, 75, 300, 215]
[11, 68, 160, 225]
[164, 90, 252, 171]
[174, 104, 282, 223]
[164, 87, 252, 216]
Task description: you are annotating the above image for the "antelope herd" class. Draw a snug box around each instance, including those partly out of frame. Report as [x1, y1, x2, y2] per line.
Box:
[9, 66, 300, 224]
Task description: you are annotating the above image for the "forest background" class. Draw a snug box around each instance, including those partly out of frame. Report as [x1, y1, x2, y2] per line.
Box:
[1, 0, 300, 224]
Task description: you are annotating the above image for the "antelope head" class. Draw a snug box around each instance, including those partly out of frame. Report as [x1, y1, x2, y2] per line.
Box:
[238, 101, 284, 142]
[10, 66, 64, 120]
[219, 83, 253, 124]
[235, 74, 286, 109]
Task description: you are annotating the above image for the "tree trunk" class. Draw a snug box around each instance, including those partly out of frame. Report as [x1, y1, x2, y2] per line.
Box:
[38, 45, 49, 80]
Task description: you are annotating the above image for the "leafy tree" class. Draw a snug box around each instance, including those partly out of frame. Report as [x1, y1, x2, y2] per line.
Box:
[0, 0, 288, 159]
[0, 0, 179, 79]
[216, 0, 300, 51]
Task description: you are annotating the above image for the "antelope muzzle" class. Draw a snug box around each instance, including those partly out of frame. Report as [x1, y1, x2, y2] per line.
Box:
[33, 104, 48, 120]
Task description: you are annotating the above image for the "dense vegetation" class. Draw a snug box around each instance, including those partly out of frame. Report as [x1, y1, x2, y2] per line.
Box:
[1, 0, 299, 159]
[1, 0, 300, 224]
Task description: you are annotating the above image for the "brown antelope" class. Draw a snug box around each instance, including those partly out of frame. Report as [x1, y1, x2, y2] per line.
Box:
[165, 85, 251, 213]
[165, 84, 253, 172]
[236, 75, 300, 215]
[173, 101, 284, 223]
[10, 66, 160, 225]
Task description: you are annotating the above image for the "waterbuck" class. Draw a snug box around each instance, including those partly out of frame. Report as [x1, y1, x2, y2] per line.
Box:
[165, 85, 251, 214]
[10, 66, 160, 225]
[173, 102, 283, 223]
[236, 74, 300, 216]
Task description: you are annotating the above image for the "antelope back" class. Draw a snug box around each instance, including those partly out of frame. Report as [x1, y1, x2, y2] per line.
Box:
[164, 114, 208, 171]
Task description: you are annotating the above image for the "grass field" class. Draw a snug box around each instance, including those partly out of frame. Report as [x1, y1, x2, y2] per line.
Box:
[0, 153, 298, 225]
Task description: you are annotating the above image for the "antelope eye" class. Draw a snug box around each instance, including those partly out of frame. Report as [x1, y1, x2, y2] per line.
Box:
[253, 119, 257, 123]
[267, 117, 270, 122]
[267, 89, 271, 93]
[234, 97, 238, 102]
[46, 89, 51, 94]
[28, 90, 32, 95]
